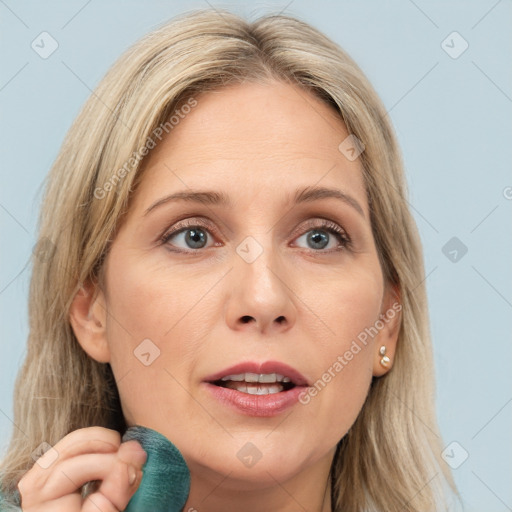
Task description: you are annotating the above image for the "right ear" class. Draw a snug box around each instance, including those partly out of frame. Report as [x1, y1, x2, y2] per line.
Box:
[69, 280, 111, 363]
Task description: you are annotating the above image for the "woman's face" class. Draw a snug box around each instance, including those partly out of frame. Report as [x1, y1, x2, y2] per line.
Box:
[74, 80, 400, 493]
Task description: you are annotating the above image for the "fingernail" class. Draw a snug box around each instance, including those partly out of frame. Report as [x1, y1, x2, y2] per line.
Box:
[128, 466, 137, 485]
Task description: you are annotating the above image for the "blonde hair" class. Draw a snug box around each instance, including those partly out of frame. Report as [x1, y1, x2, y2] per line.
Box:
[0, 8, 459, 511]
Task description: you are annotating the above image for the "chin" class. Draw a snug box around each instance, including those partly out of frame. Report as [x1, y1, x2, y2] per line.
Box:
[184, 437, 324, 490]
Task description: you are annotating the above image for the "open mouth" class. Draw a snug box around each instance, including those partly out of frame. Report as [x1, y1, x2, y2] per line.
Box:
[204, 361, 308, 416]
[212, 372, 296, 395]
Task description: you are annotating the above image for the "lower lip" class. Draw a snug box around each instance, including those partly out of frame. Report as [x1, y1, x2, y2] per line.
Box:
[203, 382, 306, 417]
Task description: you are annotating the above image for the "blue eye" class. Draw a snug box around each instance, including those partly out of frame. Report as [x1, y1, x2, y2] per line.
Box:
[294, 222, 350, 252]
[296, 229, 341, 251]
[161, 224, 213, 250]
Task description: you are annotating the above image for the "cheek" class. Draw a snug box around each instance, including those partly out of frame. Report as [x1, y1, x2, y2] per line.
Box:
[299, 262, 383, 353]
[102, 255, 222, 409]
[104, 254, 218, 351]
[296, 266, 382, 434]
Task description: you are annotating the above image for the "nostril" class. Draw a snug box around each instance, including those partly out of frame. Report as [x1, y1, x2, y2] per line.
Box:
[241, 315, 253, 324]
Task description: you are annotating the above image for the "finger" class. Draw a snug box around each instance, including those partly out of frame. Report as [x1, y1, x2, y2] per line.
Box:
[93, 444, 147, 511]
[53, 448, 145, 499]
[17, 490, 83, 512]
[47, 427, 121, 461]
[24, 452, 136, 504]
[116, 440, 148, 467]
[82, 491, 120, 512]
[20, 428, 122, 494]
[28, 427, 121, 477]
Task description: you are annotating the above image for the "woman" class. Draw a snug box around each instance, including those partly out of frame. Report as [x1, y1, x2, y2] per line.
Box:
[0, 8, 460, 511]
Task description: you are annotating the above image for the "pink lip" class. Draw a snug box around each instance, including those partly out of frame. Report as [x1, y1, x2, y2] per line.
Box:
[202, 360, 310, 418]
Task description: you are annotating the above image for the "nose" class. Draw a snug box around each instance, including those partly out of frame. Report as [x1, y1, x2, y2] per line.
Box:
[224, 237, 297, 335]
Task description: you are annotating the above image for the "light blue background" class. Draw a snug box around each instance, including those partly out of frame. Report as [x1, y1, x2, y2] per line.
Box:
[1, 1, 511, 510]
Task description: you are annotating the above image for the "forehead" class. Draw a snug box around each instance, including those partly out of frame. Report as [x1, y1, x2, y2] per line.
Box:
[130, 80, 368, 216]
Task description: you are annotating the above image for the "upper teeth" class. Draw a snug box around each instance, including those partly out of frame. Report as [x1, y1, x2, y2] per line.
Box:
[220, 373, 291, 383]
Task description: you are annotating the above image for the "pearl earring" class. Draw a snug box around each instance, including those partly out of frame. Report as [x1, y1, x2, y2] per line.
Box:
[379, 345, 391, 368]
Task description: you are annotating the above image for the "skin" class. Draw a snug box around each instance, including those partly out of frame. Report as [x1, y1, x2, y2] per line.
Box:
[67, 80, 400, 512]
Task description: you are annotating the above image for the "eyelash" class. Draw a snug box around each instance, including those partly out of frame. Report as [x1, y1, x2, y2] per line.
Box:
[159, 217, 352, 254]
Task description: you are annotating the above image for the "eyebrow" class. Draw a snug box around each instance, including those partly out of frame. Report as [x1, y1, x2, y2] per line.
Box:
[144, 185, 365, 218]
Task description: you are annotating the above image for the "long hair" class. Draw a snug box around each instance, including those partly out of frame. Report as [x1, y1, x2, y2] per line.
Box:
[0, 9, 459, 511]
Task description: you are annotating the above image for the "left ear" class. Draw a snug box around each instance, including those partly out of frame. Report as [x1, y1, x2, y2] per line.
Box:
[69, 279, 111, 363]
[372, 282, 401, 377]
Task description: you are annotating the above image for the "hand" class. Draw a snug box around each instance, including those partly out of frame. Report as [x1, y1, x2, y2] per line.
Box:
[17, 426, 147, 512]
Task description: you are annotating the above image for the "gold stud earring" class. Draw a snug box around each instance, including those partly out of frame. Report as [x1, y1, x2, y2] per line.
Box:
[379, 345, 391, 368]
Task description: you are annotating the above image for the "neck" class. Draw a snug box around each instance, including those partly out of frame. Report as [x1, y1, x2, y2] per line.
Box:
[183, 449, 334, 512]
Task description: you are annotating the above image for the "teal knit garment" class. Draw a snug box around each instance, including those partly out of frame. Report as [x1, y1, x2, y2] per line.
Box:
[122, 425, 191, 512]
